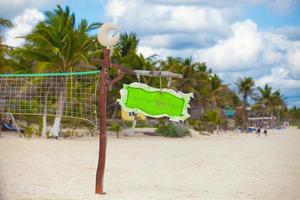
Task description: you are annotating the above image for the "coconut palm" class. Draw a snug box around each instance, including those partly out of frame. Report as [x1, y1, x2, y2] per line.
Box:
[208, 74, 230, 108]
[235, 77, 255, 130]
[236, 77, 255, 105]
[15, 5, 100, 137]
[288, 106, 300, 126]
[0, 17, 31, 74]
[160, 57, 215, 120]
[255, 84, 273, 114]
[0, 17, 14, 72]
[255, 84, 286, 118]
[0, 17, 13, 42]
[0, 17, 13, 30]
[115, 32, 139, 57]
[272, 90, 286, 125]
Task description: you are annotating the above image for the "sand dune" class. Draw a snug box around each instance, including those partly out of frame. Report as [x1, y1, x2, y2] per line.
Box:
[0, 128, 300, 200]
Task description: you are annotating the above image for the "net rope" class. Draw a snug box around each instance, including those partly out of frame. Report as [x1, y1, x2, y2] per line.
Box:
[0, 71, 99, 125]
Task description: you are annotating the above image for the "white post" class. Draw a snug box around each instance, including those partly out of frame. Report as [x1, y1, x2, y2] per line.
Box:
[9, 113, 22, 137]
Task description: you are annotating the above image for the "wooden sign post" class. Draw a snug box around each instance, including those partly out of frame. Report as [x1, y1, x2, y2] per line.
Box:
[95, 23, 183, 195]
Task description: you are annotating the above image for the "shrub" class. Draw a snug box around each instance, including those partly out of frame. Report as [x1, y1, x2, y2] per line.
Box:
[61, 129, 77, 138]
[24, 125, 36, 138]
[201, 109, 226, 133]
[155, 123, 190, 138]
[109, 121, 122, 138]
[135, 118, 147, 128]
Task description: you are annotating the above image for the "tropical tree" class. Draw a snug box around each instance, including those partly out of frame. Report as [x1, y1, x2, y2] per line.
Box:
[115, 32, 139, 57]
[288, 106, 300, 126]
[235, 77, 255, 130]
[15, 5, 100, 137]
[0, 17, 14, 72]
[254, 84, 286, 119]
[236, 77, 255, 105]
[0, 17, 13, 30]
[207, 74, 233, 109]
[161, 57, 212, 112]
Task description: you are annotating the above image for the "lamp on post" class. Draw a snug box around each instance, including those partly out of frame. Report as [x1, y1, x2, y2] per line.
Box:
[95, 23, 120, 195]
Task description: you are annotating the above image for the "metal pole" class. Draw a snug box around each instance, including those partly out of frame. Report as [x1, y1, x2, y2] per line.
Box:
[95, 48, 110, 194]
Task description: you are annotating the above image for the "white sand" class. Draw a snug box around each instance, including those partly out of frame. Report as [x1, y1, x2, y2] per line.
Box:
[1, 128, 300, 200]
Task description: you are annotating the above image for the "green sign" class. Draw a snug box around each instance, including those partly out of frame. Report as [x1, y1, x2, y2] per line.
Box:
[118, 83, 193, 121]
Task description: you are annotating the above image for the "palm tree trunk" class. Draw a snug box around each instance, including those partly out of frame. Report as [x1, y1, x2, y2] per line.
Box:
[42, 113, 47, 137]
[50, 85, 66, 137]
[243, 94, 249, 132]
[41, 91, 49, 138]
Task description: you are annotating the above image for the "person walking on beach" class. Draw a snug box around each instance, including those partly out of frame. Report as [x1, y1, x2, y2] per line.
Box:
[263, 128, 268, 136]
[256, 126, 261, 136]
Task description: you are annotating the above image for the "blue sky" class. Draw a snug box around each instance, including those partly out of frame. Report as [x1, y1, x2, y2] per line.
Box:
[244, 5, 300, 28]
[1, 0, 300, 107]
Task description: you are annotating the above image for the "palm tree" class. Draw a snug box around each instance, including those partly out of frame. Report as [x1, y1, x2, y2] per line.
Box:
[208, 74, 228, 108]
[288, 106, 300, 126]
[0, 17, 13, 43]
[256, 84, 273, 114]
[160, 57, 213, 119]
[255, 84, 286, 120]
[236, 77, 255, 105]
[115, 32, 139, 57]
[15, 5, 100, 137]
[0, 17, 13, 30]
[272, 90, 286, 125]
[235, 77, 255, 130]
[0, 17, 14, 72]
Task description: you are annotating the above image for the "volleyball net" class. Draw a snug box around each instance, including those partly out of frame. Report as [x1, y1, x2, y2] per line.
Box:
[0, 71, 99, 125]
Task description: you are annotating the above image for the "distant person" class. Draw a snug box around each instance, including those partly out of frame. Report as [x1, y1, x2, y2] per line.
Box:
[263, 129, 268, 136]
[256, 127, 261, 136]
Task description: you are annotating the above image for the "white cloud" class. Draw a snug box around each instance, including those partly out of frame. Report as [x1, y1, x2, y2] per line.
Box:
[256, 67, 300, 106]
[138, 45, 195, 59]
[196, 20, 264, 72]
[145, 0, 272, 7]
[4, 9, 44, 47]
[256, 67, 300, 90]
[105, 0, 231, 36]
[270, 0, 298, 14]
[140, 33, 218, 49]
[193, 19, 300, 105]
[194, 19, 300, 76]
[287, 47, 300, 76]
[0, 0, 62, 18]
[275, 26, 300, 41]
[105, 0, 235, 61]
[105, 0, 126, 22]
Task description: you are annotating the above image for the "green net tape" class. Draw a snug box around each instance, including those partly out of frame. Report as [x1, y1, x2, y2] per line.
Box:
[118, 82, 193, 121]
[0, 70, 100, 77]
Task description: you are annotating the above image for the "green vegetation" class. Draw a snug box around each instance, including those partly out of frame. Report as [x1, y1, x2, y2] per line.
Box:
[287, 107, 300, 127]
[156, 123, 190, 138]
[109, 121, 122, 138]
[24, 125, 37, 138]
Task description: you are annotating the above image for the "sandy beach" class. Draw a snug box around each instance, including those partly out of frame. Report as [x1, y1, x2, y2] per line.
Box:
[0, 128, 300, 200]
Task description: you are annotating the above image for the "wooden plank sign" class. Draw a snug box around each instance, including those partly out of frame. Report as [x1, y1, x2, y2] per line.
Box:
[118, 82, 193, 121]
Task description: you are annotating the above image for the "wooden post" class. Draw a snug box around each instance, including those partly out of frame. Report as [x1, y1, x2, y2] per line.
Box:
[0, 115, 2, 138]
[95, 48, 110, 194]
